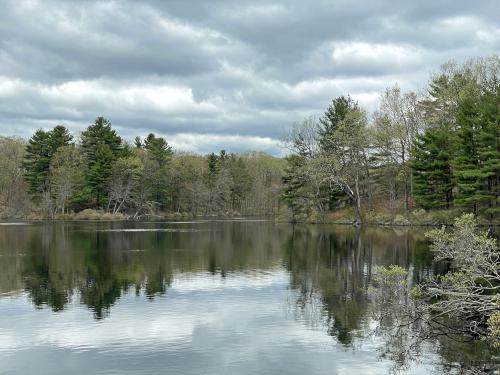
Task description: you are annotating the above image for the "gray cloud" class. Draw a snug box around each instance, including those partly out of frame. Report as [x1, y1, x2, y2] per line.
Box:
[0, 0, 498, 155]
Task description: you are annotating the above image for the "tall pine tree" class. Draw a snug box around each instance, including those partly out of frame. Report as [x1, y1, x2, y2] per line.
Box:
[453, 93, 489, 214]
[143, 133, 173, 211]
[318, 96, 358, 210]
[24, 125, 73, 200]
[476, 88, 500, 218]
[81, 117, 123, 208]
[411, 129, 454, 209]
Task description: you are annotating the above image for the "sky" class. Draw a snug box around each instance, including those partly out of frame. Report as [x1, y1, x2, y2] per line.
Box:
[0, 0, 499, 155]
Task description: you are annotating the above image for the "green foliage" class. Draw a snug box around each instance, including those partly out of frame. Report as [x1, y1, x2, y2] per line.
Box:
[423, 213, 500, 337]
[81, 117, 123, 160]
[23, 125, 73, 200]
[412, 128, 453, 209]
[80, 117, 123, 207]
[487, 313, 500, 348]
[453, 93, 490, 211]
[281, 154, 313, 221]
[11, 55, 500, 222]
[374, 265, 408, 290]
[144, 133, 173, 163]
[142, 133, 173, 210]
[410, 56, 500, 219]
[318, 95, 358, 152]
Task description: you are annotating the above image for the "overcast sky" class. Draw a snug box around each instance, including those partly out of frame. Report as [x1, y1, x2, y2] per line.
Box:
[0, 0, 499, 155]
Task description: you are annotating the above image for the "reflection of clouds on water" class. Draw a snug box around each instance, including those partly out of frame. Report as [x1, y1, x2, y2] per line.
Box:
[0, 270, 427, 375]
[171, 268, 286, 292]
[0, 221, 466, 373]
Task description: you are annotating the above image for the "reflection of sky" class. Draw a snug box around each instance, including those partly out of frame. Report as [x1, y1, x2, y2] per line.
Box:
[0, 269, 437, 374]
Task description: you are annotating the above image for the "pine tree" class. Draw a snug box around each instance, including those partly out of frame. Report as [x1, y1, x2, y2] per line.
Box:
[86, 144, 114, 207]
[144, 133, 173, 164]
[143, 133, 173, 211]
[81, 117, 123, 207]
[476, 89, 500, 218]
[81, 117, 123, 160]
[318, 95, 358, 152]
[411, 129, 454, 209]
[24, 125, 73, 200]
[453, 94, 490, 214]
[281, 154, 314, 222]
[317, 96, 358, 210]
[24, 129, 52, 197]
[49, 125, 73, 151]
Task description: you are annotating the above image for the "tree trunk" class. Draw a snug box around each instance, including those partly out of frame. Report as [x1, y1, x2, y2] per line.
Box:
[353, 174, 363, 226]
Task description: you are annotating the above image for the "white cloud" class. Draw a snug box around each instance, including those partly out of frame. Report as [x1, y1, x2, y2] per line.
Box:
[168, 133, 282, 155]
[332, 42, 423, 68]
[0, 0, 498, 155]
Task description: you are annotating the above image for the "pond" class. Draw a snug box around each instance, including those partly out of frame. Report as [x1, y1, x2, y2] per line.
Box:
[0, 220, 490, 374]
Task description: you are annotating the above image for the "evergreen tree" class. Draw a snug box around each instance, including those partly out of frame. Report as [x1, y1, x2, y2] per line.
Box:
[318, 95, 358, 151]
[134, 136, 143, 148]
[86, 144, 114, 207]
[316, 97, 359, 210]
[24, 125, 73, 200]
[81, 117, 123, 207]
[475, 89, 500, 217]
[24, 129, 52, 197]
[144, 133, 173, 163]
[49, 125, 73, 151]
[453, 94, 489, 214]
[281, 154, 313, 222]
[143, 133, 173, 211]
[81, 117, 123, 160]
[411, 129, 454, 209]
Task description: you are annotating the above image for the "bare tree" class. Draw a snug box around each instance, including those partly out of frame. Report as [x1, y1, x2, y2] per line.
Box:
[373, 86, 425, 210]
[0, 137, 27, 215]
[50, 145, 84, 214]
[107, 156, 143, 214]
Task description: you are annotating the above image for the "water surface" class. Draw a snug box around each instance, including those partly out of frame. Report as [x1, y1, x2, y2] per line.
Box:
[0, 220, 485, 374]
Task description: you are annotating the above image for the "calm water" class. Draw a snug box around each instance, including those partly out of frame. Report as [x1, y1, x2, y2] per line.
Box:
[0, 220, 487, 374]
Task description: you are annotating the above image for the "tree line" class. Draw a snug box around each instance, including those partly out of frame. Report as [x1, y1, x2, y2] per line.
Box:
[0, 55, 497, 222]
[282, 56, 499, 224]
[0, 117, 284, 218]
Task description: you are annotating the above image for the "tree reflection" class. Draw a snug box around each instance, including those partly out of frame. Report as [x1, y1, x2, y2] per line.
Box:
[283, 224, 499, 372]
[0, 221, 496, 371]
[285, 224, 431, 346]
[1, 221, 287, 318]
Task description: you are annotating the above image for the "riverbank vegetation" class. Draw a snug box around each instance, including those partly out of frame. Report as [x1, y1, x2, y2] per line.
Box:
[373, 214, 500, 370]
[282, 56, 499, 225]
[0, 122, 284, 219]
[0, 56, 497, 223]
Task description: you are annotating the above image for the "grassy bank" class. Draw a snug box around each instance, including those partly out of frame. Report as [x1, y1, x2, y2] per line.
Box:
[278, 206, 500, 227]
[0, 208, 256, 221]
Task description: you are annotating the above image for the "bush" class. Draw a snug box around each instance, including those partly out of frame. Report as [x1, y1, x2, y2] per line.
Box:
[487, 313, 500, 348]
[392, 214, 410, 226]
[423, 214, 500, 337]
[73, 209, 128, 220]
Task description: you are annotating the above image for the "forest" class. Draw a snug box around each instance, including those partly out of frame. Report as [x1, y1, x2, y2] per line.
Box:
[282, 55, 499, 225]
[0, 123, 284, 219]
[0, 55, 498, 223]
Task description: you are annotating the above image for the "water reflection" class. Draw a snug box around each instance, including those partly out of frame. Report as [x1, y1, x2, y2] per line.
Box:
[284, 225, 440, 346]
[0, 221, 485, 374]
